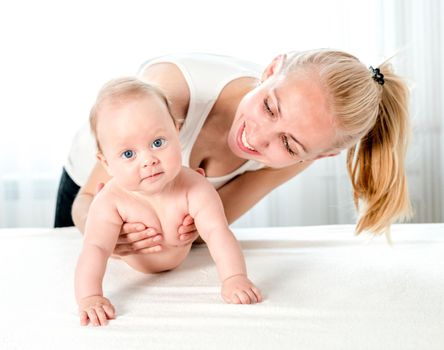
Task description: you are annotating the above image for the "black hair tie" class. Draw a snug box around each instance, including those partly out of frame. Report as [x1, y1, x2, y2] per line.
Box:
[369, 66, 385, 85]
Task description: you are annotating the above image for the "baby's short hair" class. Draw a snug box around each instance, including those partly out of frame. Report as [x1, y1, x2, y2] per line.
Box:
[89, 77, 176, 152]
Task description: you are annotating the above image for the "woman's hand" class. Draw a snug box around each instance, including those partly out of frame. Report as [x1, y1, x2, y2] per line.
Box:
[113, 223, 163, 257]
[177, 214, 200, 244]
[95, 182, 164, 257]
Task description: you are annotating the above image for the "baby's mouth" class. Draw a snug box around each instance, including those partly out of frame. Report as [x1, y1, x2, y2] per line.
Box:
[141, 171, 164, 182]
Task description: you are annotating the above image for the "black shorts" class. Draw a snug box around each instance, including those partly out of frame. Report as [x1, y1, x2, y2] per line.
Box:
[54, 168, 80, 227]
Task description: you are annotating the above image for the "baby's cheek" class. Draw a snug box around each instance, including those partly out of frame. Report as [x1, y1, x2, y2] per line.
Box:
[113, 170, 140, 190]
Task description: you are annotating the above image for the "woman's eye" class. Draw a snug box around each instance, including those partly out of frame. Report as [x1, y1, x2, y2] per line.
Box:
[264, 98, 274, 116]
[282, 136, 297, 156]
[151, 138, 167, 149]
[121, 150, 134, 159]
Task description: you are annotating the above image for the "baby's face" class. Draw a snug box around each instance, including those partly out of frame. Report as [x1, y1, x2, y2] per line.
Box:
[96, 95, 182, 194]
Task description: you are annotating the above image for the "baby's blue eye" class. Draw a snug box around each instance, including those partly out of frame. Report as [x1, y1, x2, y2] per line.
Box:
[151, 138, 167, 149]
[121, 150, 134, 159]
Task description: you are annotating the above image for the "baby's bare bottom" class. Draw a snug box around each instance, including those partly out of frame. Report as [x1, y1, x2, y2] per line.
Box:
[122, 245, 191, 274]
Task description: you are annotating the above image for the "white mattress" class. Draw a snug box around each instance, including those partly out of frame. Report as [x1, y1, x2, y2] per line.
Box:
[1, 224, 443, 350]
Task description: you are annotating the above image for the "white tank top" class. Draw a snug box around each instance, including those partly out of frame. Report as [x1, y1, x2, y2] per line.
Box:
[64, 53, 265, 189]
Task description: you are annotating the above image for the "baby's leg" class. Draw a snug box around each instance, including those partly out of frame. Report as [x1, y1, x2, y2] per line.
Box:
[122, 246, 191, 274]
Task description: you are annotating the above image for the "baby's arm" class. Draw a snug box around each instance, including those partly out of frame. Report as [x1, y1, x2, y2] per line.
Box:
[74, 192, 123, 326]
[187, 176, 262, 304]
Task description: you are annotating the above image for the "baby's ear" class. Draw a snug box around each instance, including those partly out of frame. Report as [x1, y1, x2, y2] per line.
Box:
[96, 153, 113, 176]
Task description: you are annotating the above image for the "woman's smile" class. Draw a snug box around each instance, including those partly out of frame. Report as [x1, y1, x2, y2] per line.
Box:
[236, 122, 260, 156]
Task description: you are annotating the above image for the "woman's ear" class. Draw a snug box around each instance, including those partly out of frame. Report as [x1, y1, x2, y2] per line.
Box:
[312, 151, 340, 161]
[96, 153, 113, 177]
[262, 54, 286, 81]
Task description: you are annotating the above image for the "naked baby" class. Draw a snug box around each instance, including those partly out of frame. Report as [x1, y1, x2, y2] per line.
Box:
[74, 77, 262, 326]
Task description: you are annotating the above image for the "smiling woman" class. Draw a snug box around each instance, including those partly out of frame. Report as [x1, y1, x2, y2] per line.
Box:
[228, 69, 338, 168]
[0, 0, 384, 228]
[53, 48, 413, 262]
[2, 1, 442, 229]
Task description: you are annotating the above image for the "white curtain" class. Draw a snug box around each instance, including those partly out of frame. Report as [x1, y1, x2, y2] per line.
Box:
[385, 0, 444, 224]
[1, 0, 442, 228]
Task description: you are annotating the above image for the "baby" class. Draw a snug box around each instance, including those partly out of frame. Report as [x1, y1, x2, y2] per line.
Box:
[75, 77, 262, 327]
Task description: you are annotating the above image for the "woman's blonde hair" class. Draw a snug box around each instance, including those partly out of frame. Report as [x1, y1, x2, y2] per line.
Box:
[89, 77, 175, 152]
[281, 49, 412, 235]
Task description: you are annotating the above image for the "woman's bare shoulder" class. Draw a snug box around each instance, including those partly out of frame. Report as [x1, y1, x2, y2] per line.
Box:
[138, 62, 190, 119]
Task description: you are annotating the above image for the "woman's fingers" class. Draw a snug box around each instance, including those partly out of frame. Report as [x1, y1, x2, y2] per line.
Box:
[113, 242, 162, 256]
[182, 214, 194, 226]
[113, 223, 164, 256]
[178, 215, 200, 242]
[178, 216, 199, 242]
[116, 228, 159, 244]
[130, 238, 162, 251]
[178, 223, 196, 235]
[113, 234, 163, 255]
[121, 222, 147, 234]
[136, 246, 163, 254]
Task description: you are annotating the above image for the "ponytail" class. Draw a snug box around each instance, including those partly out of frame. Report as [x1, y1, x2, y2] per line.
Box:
[347, 62, 412, 235]
[282, 49, 412, 235]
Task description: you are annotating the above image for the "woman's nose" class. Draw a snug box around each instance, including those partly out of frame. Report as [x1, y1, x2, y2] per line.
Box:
[249, 118, 274, 150]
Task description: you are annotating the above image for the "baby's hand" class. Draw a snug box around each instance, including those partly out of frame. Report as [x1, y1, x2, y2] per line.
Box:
[78, 295, 116, 327]
[221, 274, 262, 304]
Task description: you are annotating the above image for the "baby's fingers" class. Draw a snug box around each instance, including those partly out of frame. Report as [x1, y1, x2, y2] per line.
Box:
[95, 307, 109, 326]
[86, 308, 100, 327]
[234, 290, 251, 304]
[243, 288, 258, 304]
[103, 304, 116, 320]
[229, 293, 241, 304]
[251, 286, 263, 303]
[80, 311, 89, 326]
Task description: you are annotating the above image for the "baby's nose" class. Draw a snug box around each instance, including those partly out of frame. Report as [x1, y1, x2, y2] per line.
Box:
[142, 155, 159, 167]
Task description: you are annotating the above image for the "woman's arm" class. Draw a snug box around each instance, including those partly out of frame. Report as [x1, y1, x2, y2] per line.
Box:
[138, 62, 190, 120]
[218, 161, 313, 224]
[72, 161, 111, 233]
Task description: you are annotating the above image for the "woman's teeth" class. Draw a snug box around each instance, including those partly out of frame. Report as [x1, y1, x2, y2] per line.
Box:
[242, 128, 256, 151]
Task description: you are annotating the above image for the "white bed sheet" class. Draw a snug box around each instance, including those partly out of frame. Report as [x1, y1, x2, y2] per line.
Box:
[0, 224, 443, 350]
